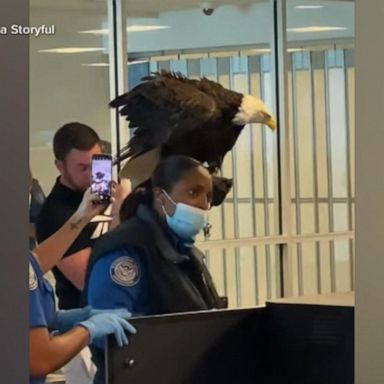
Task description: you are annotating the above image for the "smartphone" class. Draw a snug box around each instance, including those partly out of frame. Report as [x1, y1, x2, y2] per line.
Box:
[91, 154, 112, 203]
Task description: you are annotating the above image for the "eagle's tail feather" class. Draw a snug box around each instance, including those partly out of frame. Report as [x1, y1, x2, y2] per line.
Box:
[118, 148, 161, 189]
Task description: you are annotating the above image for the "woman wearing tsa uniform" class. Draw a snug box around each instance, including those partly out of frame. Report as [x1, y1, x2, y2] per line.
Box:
[85, 156, 227, 384]
[29, 188, 136, 384]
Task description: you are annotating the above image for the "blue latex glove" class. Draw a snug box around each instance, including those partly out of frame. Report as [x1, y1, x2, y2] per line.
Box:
[55, 306, 131, 334]
[77, 312, 136, 347]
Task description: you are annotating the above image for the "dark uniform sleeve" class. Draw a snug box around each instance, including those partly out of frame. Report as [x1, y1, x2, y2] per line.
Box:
[87, 248, 146, 350]
[87, 248, 145, 313]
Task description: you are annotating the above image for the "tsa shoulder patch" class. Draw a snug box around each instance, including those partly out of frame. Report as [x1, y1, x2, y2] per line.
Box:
[110, 256, 140, 287]
[29, 262, 38, 291]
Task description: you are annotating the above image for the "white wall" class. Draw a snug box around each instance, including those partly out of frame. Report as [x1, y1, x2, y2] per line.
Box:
[127, 1, 354, 54]
[29, 8, 111, 193]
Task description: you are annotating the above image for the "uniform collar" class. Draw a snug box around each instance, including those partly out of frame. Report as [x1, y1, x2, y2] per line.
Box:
[137, 204, 193, 264]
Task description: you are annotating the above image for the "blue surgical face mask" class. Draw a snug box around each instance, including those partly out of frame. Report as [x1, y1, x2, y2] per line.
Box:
[161, 189, 209, 241]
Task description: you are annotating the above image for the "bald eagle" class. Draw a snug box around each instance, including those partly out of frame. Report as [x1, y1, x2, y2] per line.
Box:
[111, 71, 276, 205]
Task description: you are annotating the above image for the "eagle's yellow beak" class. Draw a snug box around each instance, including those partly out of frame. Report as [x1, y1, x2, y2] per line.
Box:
[265, 117, 277, 130]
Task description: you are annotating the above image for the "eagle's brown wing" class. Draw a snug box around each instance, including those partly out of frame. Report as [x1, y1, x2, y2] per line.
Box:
[110, 71, 221, 162]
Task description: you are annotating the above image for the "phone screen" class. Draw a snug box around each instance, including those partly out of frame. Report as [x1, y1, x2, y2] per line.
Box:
[91, 154, 112, 202]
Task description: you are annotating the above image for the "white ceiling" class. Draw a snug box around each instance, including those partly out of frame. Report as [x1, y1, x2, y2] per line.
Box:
[29, 0, 354, 147]
[31, 0, 267, 16]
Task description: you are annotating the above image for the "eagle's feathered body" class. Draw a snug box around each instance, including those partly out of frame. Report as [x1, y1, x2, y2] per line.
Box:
[110, 70, 276, 205]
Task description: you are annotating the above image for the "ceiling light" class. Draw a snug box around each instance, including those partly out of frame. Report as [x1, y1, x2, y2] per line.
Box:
[79, 29, 108, 35]
[39, 48, 104, 53]
[295, 5, 324, 9]
[127, 25, 170, 32]
[81, 63, 109, 67]
[79, 25, 170, 35]
[287, 26, 347, 33]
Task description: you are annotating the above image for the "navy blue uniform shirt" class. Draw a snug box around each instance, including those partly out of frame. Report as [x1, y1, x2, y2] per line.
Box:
[87, 227, 194, 322]
[29, 253, 56, 384]
[87, 247, 153, 322]
[86, 227, 196, 384]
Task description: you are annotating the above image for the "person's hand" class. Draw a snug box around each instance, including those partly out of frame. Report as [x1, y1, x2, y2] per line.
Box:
[111, 179, 132, 205]
[55, 306, 93, 333]
[77, 311, 136, 347]
[55, 306, 132, 334]
[90, 307, 131, 318]
[74, 188, 105, 221]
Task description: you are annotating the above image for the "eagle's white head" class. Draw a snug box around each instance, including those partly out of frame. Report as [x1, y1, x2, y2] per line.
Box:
[232, 94, 276, 129]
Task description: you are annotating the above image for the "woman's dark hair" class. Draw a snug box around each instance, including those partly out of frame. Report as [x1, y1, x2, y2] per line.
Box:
[119, 155, 203, 221]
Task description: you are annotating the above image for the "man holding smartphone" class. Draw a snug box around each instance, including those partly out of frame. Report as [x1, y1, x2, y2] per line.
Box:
[35, 122, 130, 383]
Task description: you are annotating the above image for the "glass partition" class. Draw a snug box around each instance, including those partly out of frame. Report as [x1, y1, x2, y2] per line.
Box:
[286, 0, 355, 295]
[30, 1, 111, 193]
[29, 0, 355, 311]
